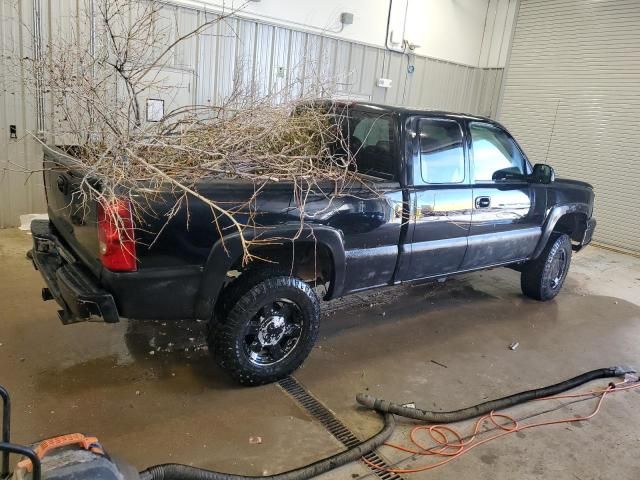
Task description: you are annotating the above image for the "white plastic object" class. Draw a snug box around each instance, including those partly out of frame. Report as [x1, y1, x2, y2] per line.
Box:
[21, 213, 49, 231]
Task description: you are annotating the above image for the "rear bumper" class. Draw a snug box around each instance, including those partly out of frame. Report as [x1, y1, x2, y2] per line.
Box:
[31, 220, 119, 324]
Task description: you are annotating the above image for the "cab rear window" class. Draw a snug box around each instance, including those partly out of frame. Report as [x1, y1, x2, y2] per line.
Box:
[341, 111, 397, 181]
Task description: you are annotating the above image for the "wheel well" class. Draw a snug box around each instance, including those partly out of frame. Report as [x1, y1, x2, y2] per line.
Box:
[226, 241, 334, 291]
[553, 212, 588, 243]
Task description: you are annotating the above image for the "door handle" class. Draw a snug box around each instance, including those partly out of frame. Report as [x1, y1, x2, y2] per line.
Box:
[475, 196, 491, 208]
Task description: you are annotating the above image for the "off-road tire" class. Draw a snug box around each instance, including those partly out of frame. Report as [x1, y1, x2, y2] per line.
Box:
[211, 267, 287, 326]
[210, 273, 320, 385]
[207, 267, 287, 354]
[521, 233, 572, 301]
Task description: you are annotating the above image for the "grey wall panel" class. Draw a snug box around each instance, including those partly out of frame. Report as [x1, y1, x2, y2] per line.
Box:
[0, 0, 47, 228]
[499, 0, 640, 253]
[1, 0, 504, 227]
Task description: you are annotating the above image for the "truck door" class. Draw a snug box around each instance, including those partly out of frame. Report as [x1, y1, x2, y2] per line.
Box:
[460, 121, 544, 270]
[330, 109, 406, 294]
[402, 117, 472, 281]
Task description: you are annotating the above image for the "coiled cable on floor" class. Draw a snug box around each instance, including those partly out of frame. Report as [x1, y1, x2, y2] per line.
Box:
[356, 366, 635, 423]
[139, 413, 394, 480]
[364, 379, 640, 475]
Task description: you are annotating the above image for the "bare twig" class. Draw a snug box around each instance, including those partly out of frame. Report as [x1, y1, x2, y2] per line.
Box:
[8, 0, 381, 262]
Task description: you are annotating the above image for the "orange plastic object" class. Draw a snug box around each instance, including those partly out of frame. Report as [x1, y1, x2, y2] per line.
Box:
[16, 433, 103, 472]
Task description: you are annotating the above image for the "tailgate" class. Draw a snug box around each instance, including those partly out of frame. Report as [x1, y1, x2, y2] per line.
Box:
[43, 148, 102, 276]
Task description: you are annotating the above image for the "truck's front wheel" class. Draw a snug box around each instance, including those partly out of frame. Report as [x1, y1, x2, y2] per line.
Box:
[210, 274, 320, 385]
[521, 233, 572, 301]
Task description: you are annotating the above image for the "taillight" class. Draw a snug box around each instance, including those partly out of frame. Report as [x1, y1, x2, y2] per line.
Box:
[97, 198, 137, 272]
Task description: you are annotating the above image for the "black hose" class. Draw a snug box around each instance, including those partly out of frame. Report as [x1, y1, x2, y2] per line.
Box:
[139, 413, 394, 480]
[1, 385, 11, 476]
[356, 366, 635, 424]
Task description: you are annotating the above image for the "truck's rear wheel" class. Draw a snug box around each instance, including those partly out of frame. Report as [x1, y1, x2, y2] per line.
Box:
[210, 273, 320, 385]
[521, 233, 572, 301]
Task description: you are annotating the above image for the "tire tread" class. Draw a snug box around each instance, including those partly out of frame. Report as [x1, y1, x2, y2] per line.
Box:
[210, 272, 320, 385]
[521, 233, 572, 301]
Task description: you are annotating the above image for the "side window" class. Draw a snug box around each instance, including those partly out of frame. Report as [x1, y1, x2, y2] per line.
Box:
[418, 118, 465, 184]
[469, 122, 525, 182]
[346, 113, 397, 181]
[353, 117, 390, 149]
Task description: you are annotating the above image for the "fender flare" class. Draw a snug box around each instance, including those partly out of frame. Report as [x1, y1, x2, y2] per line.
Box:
[531, 203, 590, 259]
[193, 225, 346, 321]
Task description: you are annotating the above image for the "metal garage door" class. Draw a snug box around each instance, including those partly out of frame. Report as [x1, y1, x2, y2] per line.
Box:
[499, 0, 640, 254]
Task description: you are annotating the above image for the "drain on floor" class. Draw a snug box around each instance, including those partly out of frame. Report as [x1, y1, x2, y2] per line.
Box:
[278, 376, 404, 480]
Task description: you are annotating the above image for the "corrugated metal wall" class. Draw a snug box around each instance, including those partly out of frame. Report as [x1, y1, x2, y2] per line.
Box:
[1, 0, 504, 227]
[499, 0, 640, 254]
[0, 0, 46, 228]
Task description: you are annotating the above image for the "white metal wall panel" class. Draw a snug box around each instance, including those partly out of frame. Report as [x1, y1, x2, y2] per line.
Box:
[0, 0, 504, 227]
[0, 0, 47, 228]
[499, 0, 640, 253]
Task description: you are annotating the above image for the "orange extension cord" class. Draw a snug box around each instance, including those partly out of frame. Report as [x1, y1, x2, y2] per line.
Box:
[363, 380, 640, 475]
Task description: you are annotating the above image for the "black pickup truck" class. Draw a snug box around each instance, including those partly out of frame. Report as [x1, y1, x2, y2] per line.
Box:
[31, 102, 596, 385]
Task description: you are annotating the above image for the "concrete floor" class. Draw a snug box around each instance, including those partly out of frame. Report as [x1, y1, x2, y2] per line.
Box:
[1, 227, 639, 479]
